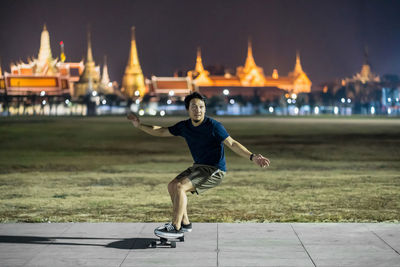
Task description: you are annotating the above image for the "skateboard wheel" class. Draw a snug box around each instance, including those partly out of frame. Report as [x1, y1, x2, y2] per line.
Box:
[171, 241, 176, 248]
[150, 241, 157, 248]
[179, 236, 184, 242]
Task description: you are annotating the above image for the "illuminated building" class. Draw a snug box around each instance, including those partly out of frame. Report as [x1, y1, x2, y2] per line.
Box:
[74, 30, 101, 97]
[147, 76, 195, 99]
[121, 26, 147, 99]
[99, 55, 113, 94]
[185, 40, 312, 101]
[0, 25, 84, 96]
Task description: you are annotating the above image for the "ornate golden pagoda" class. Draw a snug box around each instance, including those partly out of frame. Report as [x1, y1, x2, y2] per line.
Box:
[121, 26, 146, 98]
[287, 52, 312, 93]
[236, 39, 266, 86]
[100, 55, 113, 94]
[189, 47, 212, 86]
[33, 24, 58, 75]
[74, 30, 101, 97]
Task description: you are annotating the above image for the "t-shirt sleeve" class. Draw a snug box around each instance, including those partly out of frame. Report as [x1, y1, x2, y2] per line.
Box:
[213, 121, 229, 142]
[168, 121, 184, 136]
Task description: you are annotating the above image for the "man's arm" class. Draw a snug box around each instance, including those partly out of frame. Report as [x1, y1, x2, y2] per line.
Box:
[223, 136, 270, 168]
[126, 112, 173, 137]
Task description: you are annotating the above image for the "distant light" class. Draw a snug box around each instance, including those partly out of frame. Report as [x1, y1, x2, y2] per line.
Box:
[135, 99, 140, 104]
[42, 100, 47, 105]
[160, 110, 166, 116]
[341, 98, 345, 103]
[292, 99, 296, 104]
[139, 109, 145, 116]
[168, 90, 175, 96]
[102, 99, 107, 105]
[135, 90, 140, 97]
[269, 106, 274, 113]
[371, 106, 375, 115]
[334, 106, 339, 115]
[223, 89, 229, 96]
[287, 99, 292, 104]
[396, 98, 399, 102]
[294, 107, 299, 115]
[291, 93, 297, 99]
[92, 91, 98, 96]
[229, 99, 235, 104]
[314, 106, 320, 115]
[285, 93, 290, 98]
[149, 109, 157, 116]
[167, 99, 172, 105]
[347, 98, 351, 103]
[108, 82, 113, 87]
[65, 99, 70, 105]
[388, 108, 392, 115]
[388, 98, 392, 103]
[40, 91, 46, 96]
[59, 41, 64, 46]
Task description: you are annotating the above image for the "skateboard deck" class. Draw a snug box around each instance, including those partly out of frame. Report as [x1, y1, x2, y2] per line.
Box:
[151, 229, 184, 248]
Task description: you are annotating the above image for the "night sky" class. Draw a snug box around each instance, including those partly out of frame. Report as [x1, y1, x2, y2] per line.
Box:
[1, 0, 400, 90]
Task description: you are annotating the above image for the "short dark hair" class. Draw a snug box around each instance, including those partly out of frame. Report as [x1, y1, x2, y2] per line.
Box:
[184, 92, 206, 110]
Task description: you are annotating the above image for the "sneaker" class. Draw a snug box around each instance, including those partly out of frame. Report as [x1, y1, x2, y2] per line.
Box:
[154, 223, 184, 238]
[161, 222, 192, 233]
[182, 222, 192, 232]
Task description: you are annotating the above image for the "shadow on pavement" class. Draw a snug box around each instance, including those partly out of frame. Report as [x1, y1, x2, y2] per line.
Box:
[0, 235, 158, 250]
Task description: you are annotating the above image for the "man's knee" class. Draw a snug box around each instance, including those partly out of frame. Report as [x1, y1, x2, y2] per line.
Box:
[168, 180, 177, 194]
[176, 178, 194, 193]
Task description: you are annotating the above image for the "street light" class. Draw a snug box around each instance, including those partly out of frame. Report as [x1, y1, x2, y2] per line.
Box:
[223, 89, 229, 96]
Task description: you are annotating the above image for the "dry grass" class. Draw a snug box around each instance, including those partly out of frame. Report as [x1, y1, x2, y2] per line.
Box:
[0, 116, 399, 222]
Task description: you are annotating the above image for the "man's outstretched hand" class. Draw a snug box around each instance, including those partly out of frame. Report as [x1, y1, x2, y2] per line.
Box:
[252, 154, 270, 168]
[127, 112, 140, 128]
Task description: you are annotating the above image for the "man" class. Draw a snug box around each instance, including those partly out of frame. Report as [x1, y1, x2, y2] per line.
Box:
[127, 92, 270, 239]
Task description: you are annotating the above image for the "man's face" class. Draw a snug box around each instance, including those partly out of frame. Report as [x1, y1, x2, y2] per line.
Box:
[188, 98, 206, 123]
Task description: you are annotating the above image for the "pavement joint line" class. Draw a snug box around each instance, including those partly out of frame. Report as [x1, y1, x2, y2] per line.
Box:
[22, 222, 74, 267]
[290, 224, 317, 267]
[217, 223, 219, 267]
[366, 225, 400, 256]
[119, 223, 146, 267]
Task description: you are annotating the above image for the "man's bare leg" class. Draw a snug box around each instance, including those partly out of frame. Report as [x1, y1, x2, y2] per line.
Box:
[168, 179, 190, 225]
[172, 178, 194, 230]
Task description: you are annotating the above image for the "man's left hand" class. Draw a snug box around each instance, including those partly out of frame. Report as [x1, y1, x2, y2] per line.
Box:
[253, 154, 270, 168]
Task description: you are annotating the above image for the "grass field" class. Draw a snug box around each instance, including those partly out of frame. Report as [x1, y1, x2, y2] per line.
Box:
[0, 116, 399, 223]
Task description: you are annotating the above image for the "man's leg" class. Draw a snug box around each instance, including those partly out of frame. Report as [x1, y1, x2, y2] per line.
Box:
[168, 179, 190, 225]
[172, 178, 194, 230]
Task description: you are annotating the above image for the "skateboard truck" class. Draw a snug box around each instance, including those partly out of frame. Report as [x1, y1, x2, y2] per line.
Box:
[151, 236, 184, 248]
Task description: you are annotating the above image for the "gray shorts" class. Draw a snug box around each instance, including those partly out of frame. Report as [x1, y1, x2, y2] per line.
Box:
[174, 164, 226, 194]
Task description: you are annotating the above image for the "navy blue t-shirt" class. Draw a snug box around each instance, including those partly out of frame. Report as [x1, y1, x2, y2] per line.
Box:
[168, 116, 230, 171]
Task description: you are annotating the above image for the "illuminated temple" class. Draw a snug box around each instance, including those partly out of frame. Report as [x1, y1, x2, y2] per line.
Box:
[1, 25, 312, 104]
[121, 27, 146, 99]
[0, 25, 115, 99]
[1, 25, 84, 96]
[150, 40, 312, 102]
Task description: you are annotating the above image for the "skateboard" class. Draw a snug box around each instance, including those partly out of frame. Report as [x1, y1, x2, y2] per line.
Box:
[151, 229, 184, 248]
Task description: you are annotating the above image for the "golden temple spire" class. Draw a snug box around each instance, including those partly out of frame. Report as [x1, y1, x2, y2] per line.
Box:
[101, 55, 111, 88]
[86, 27, 94, 63]
[121, 26, 146, 98]
[244, 37, 257, 72]
[128, 26, 140, 67]
[36, 24, 58, 75]
[294, 51, 304, 74]
[194, 47, 205, 73]
[74, 26, 100, 96]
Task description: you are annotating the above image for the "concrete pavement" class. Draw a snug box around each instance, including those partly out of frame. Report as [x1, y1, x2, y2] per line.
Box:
[0, 223, 399, 267]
